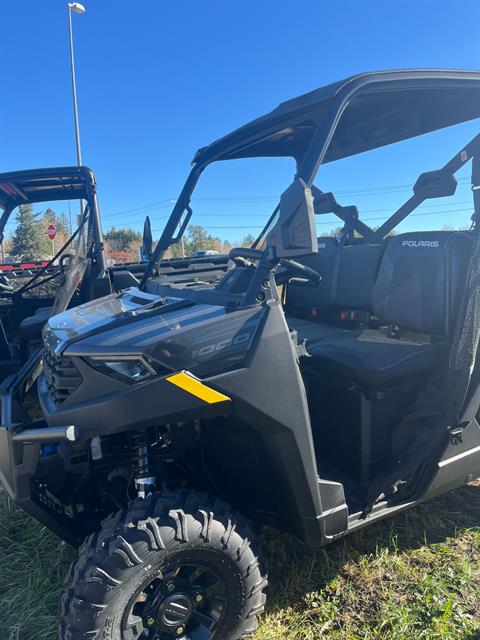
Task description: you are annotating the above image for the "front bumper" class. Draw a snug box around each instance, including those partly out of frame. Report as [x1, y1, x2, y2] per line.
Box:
[0, 350, 233, 545]
[0, 352, 81, 543]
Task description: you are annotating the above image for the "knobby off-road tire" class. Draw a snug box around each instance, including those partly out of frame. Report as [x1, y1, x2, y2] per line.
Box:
[59, 490, 268, 640]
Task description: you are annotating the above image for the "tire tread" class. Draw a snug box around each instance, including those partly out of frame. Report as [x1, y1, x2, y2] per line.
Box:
[59, 490, 267, 640]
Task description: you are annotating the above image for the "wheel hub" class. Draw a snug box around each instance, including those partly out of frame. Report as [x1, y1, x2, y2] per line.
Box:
[159, 593, 193, 628]
[124, 561, 228, 639]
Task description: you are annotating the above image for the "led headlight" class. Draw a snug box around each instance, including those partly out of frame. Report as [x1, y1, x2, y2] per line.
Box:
[85, 357, 157, 383]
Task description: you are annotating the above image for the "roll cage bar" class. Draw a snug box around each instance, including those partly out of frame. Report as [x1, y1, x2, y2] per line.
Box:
[141, 69, 480, 286]
[0, 166, 106, 279]
[312, 132, 480, 243]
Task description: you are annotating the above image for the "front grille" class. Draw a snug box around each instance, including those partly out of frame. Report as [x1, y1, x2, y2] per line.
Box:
[43, 348, 82, 404]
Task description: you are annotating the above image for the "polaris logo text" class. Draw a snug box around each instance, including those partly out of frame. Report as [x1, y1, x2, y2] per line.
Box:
[402, 240, 440, 248]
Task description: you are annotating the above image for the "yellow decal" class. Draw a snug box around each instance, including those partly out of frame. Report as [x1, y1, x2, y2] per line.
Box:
[166, 371, 230, 404]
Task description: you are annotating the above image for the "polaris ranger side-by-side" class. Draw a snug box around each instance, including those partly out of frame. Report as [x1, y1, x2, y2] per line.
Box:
[2, 69, 480, 640]
[0, 166, 111, 377]
[0, 167, 230, 381]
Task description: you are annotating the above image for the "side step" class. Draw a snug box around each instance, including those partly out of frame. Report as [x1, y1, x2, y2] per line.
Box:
[318, 476, 349, 537]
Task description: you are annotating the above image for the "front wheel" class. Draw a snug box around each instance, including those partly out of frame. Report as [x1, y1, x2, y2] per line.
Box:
[59, 490, 268, 640]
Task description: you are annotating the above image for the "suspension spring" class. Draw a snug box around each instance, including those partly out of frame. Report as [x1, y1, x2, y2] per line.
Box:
[129, 429, 157, 499]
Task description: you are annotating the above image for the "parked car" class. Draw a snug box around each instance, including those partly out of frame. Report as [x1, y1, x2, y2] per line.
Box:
[190, 250, 220, 257]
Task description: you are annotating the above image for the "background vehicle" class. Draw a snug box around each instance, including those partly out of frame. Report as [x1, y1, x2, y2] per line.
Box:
[2, 69, 480, 640]
[0, 259, 51, 274]
[190, 249, 220, 257]
[0, 167, 231, 380]
[0, 166, 110, 376]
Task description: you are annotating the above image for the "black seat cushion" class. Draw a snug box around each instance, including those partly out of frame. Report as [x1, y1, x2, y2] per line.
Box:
[307, 329, 449, 389]
[19, 306, 52, 340]
[290, 231, 470, 391]
[287, 315, 350, 344]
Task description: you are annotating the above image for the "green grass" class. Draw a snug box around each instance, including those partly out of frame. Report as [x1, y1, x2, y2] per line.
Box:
[1, 485, 480, 640]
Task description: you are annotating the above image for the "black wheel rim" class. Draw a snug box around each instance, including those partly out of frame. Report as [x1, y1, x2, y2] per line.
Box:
[122, 561, 228, 640]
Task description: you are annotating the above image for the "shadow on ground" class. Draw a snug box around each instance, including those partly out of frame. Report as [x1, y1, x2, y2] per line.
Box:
[261, 482, 480, 614]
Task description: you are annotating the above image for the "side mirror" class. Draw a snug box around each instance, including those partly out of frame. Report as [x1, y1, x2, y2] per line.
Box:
[266, 177, 317, 259]
[141, 216, 153, 261]
[413, 169, 457, 199]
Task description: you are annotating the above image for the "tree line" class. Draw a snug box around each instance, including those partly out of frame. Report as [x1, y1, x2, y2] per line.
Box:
[103, 225, 255, 263]
[5, 205, 256, 263]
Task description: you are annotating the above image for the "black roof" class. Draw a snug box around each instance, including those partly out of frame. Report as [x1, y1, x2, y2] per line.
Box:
[193, 69, 480, 166]
[0, 166, 95, 211]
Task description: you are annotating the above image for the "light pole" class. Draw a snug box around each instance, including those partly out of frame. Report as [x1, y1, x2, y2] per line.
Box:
[67, 2, 85, 167]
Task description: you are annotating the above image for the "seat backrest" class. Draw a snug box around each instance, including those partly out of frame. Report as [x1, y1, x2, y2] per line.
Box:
[372, 231, 472, 337]
[334, 243, 385, 310]
[285, 238, 385, 315]
[285, 237, 339, 313]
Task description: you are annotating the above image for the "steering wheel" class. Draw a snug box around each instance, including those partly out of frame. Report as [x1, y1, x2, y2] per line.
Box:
[0, 275, 14, 293]
[227, 247, 262, 271]
[275, 258, 321, 287]
[229, 247, 263, 263]
[229, 247, 321, 287]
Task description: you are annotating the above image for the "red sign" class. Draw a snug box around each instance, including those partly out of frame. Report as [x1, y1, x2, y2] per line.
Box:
[47, 224, 56, 240]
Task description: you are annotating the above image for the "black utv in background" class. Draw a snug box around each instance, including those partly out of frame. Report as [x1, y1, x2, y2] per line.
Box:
[0, 166, 110, 376]
[0, 168, 230, 381]
[2, 69, 480, 640]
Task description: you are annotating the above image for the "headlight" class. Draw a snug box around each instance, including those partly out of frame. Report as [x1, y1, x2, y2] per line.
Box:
[85, 357, 157, 383]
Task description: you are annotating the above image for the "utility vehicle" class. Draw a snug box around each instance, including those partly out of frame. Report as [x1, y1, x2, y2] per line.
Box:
[0, 167, 230, 380]
[2, 69, 480, 640]
[0, 166, 111, 376]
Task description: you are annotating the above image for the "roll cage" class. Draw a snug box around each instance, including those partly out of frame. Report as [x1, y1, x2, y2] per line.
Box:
[141, 69, 480, 285]
[0, 166, 109, 376]
[0, 165, 106, 282]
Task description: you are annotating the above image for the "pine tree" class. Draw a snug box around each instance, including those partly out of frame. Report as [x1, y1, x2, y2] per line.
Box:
[59, 212, 72, 235]
[10, 204, 50, 260]
[104, 227, 142, 252]
[187, 225, 221, 253]
[43, 208, 56, 226]
[242, 233, 256, 247]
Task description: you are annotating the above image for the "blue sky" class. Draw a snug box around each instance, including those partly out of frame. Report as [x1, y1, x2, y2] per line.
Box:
[2, 0, 480, 242]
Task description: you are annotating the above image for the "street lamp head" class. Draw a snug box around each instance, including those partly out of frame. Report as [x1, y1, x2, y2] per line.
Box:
[68, 2, 86, 14]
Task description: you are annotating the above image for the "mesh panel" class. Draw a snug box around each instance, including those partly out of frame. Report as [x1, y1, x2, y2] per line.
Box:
[448, 234, 480, 411]
[366, 230, 480, 509]
[51, 214, 90, 315]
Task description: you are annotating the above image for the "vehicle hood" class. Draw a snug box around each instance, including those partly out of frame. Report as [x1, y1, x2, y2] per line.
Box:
[43, 288, 171, 353]
[43, 287, 264, 377]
